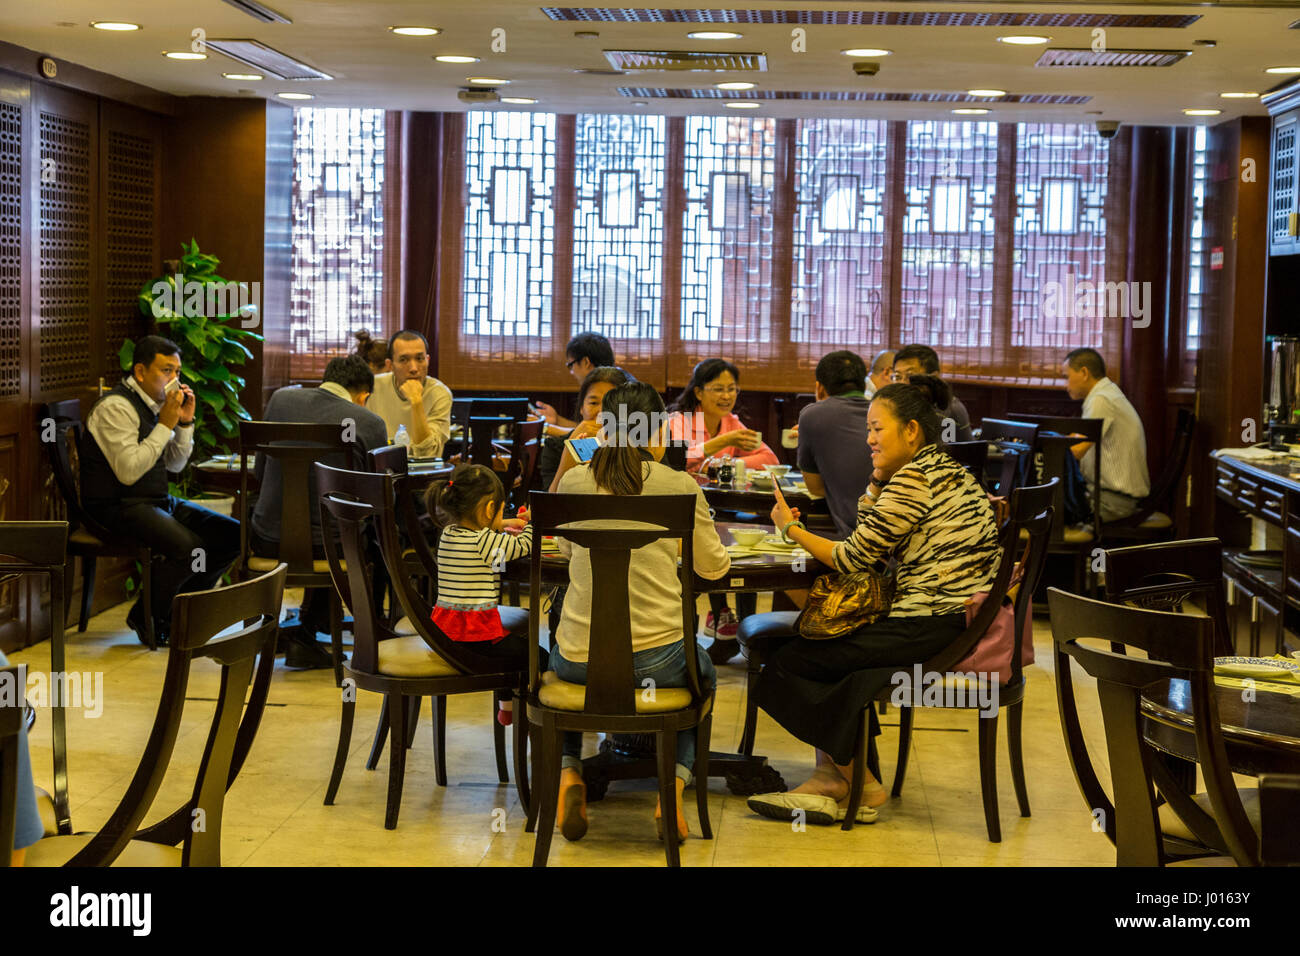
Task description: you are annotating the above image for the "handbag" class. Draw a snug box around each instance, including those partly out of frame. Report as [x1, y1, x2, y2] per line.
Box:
[794, 565, 895, 640]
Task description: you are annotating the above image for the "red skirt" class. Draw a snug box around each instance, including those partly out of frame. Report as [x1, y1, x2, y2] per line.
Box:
[432, 605, 507, 643]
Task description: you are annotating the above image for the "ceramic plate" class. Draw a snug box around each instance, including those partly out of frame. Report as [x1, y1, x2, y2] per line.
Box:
[760, 535, 798, 551]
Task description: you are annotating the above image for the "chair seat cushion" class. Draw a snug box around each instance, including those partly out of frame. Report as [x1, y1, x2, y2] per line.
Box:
[68, 528, 106, 549]
[1019, 525, 1094, 544]
[1158, 788, 1259, 844]
[537, 670, 710, 715]
[375, 635, 461, 678]
[247, 556, 339, 574]
[735, 611, 800, 650]
[24, 834, 183, 867]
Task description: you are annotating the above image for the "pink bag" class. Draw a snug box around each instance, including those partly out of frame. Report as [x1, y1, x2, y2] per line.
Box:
[952, 590, 1034, 683]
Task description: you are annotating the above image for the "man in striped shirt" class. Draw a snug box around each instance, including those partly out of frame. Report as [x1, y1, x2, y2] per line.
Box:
[1062, 347, 1151, 522]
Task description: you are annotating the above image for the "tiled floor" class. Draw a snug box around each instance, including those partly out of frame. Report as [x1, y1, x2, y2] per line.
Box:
[11, 590, 1120, 866]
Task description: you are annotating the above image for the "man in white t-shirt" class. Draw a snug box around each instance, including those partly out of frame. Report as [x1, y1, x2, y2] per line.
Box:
[1062, 347, 1151, 522]
[364, 330, 453, 459]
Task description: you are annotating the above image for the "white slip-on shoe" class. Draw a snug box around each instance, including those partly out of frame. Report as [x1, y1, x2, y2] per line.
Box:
[746, 791, 839, 827]
[835, 799, 880, 824]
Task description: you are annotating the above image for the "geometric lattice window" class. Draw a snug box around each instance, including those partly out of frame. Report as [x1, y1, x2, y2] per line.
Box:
[1186, 124, 1208, 356]
[791, 118, 887, 351]
[681, 116, 775, 349]
[290, 108, 386, 376]
[573, 113, 664, 343]
[899, 121, 997, 368]
[463, 111, 556, 344]
[1012, 123, 1111, 368]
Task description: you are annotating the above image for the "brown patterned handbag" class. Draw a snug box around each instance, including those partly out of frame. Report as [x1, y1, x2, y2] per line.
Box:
[794, 564, 896, 640]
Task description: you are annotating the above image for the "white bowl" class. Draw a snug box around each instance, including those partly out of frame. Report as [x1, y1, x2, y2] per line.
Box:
[748, 473, 774, 489]
[765, 464, 792, 480]
[731, 528, 766, 548]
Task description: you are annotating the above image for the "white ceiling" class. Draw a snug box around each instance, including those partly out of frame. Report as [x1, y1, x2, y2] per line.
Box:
[1, 0, 1296, 123]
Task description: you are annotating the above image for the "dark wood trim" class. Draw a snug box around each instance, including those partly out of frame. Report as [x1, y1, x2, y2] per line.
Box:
[435, 112, 466, 382]
[881, 121, 907, 348]
[0, 41, 177, 117]
[991, 123, 1017, 365]
[770, 118, 797, 362]
[661, 117, 686, 390]
[553, 114, 576, 365]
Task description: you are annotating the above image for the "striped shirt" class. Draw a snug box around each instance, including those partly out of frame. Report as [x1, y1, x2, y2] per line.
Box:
[1080, 376, 1150, 501]
[831, 443, 1001, 617]
[435, 524, 533, 610]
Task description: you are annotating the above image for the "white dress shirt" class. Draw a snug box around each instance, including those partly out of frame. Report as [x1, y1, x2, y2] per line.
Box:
[86, 377, 194, 486]
[1080, 376, 1150, 501]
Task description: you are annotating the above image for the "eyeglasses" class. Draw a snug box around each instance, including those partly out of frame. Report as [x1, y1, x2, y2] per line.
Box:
[703, 385, 739, 396]
[395, 353, 427, 365]
[565, 358, 579, 370]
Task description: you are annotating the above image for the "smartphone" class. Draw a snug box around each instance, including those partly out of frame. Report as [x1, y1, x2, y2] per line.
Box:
[564, 436, 600, 464]
[164, 377, 181, 399]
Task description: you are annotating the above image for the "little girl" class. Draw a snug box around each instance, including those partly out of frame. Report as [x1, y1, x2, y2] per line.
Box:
[426, 463, 540, 724]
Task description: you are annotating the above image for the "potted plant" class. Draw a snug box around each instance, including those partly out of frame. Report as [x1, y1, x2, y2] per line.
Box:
[120, 239, 263, 514]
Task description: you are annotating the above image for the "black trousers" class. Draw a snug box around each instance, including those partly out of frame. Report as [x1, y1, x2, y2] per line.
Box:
[754, 612, 966, 764]
[91, 496, 241, 627]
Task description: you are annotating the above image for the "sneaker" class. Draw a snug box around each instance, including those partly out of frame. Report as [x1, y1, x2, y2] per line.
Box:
[704, 609, 739, 640]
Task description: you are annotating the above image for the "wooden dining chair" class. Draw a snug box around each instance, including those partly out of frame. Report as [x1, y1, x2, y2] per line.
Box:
[1102, 407, 1195, 544]
[39, 399, 156, 648]
[979, 418, 1040, 499]
[316, 463, 527, 829]
[0, 663, 22, 865]
[0, 521, 72, 836]
[1260, 774, 1300, 866]
[943, 441, 990, 490]
[522, 491, 713, 867]
[238, 420, 359, 685]
[1103, 537, 1234, 658]
[503, 418, 545, 511]
[1047, 587, 1261, 866]
[24, 564, 286, 867]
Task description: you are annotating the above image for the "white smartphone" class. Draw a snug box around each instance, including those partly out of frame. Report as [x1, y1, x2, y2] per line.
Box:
[164, 377, 181, 398]
[564, 436, 600, 464]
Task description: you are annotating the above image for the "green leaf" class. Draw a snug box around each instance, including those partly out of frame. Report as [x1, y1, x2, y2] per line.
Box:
[212, 409, 235, 433]
[204, 364, 232, 382]
[118, 340, 135, 372]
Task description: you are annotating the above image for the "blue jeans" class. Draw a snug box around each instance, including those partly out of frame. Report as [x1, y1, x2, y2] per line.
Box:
[552, 641, 715, 783]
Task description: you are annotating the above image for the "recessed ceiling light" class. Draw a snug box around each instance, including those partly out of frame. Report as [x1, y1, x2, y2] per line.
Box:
[688, 31, 742, 40]
[632, 101, 648, 107]
[223, 72, 264, 81]
[1219, 91, 1259, 99]
[841, 48, 892, 57]
[1265, 66, 1300, 74]
[1183, 108, 1220, 116]
[468, 77, 509, 85]
[389, 26, 440, 37]
[998, 35, 1052, 45]
[574, 31, 599, 39]
[967, 89, 1006, 98]
[277, 92, 314, 100]
[500, 96, 537, 105]
[435, 55, 480, 64]
[953, 108, 990, 115]
[725, 101, 760, 109]
[716, 81, 756, 91]
[164, 51, 207, 60]
[90, 21, 140, 31]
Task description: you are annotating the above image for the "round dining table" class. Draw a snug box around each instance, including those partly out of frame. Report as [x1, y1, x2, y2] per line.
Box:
[500, 521, 829, 798]
[697, 472, 830, 525]
[1141, 678, 1300, 775]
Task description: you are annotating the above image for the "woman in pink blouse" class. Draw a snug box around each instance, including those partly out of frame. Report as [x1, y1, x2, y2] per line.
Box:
[668, 358, 778, 657]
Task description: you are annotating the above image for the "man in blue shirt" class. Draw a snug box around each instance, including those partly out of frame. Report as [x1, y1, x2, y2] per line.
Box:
[797, 351, 873, 539]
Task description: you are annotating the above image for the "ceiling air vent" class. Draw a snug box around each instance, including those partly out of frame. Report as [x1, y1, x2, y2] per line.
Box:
[604, 50, 767, 72]
[458, 88, 500, 104]
[1035, 48, 1190, 68]
[573, 68, 626, 75]
[619, 88, 1089, 104]
[545, 8, 1199, 29]
[206, 39, 332, 80]
[220, 0, 291, 23]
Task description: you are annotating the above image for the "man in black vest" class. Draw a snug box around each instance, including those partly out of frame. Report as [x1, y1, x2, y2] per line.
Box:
[82, 336, 241, 645]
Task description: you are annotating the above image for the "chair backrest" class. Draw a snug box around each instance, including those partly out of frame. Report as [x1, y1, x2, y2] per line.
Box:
[38, 400, 102, 538]
[503, 418, 545, 509]
[980, 418, 1040, 448]
[943, 441, 989, 490]
[1047, 587, 1259, 866]
[321, 463, 516, 677]
[527, 491, 703, 716]
[1007, 479, 1057, 684]
[67, 564, 286, 866]
[316, 464, 399, 678]
[1009, 414, 1104, 527]
[1104, 537, 1233, 657]
[466, 416, 504, 468]
[238, 420, 357, 574]
[1260, 774, 1300, 866]
[0, 663, 21, 867]
[464, 397, 533, 422]
[366, 443, 409, 476]
[1112, 406, 1195, 529]
[979, 419, 1040, 498]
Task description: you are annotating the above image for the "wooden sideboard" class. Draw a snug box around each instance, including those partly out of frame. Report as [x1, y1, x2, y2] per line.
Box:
[1212, 452, 1300, 657]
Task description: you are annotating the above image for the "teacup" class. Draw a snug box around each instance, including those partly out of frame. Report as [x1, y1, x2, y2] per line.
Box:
[765, 464, 792, 481]
[731, 528, 766, 548]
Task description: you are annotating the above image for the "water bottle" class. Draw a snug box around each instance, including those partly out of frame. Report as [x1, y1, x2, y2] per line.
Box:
[394, 424, 411, 449]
